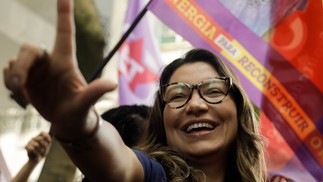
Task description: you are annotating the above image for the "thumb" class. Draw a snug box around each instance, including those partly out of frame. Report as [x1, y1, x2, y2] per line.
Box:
[81, 79, 118, 107]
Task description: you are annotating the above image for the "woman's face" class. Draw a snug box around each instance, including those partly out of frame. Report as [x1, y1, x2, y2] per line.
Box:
[163, 62, 238, 161]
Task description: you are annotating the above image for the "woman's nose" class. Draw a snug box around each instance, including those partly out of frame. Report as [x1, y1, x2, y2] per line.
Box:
[184, 90, 208, 114]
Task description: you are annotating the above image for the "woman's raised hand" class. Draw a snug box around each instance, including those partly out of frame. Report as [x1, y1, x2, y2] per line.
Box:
[3, 0, 117, 132]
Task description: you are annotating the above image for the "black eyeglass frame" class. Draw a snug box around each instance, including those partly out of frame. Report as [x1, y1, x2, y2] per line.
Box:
[160, 76, 232, 109]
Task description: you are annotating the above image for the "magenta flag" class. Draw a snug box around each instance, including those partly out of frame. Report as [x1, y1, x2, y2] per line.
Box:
[148, 0, 323, 181]
[118, 0, 164, 106]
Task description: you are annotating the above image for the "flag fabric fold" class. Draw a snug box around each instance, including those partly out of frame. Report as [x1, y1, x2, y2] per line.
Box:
[118, 0, 164, 106]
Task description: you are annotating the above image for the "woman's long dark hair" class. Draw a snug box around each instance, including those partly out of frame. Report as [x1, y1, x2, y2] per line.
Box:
[137, 48, 267, 182]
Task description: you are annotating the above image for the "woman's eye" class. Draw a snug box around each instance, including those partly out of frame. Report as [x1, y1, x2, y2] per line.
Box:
[169, 93, 187, 101]
[205, 89, 223, 96]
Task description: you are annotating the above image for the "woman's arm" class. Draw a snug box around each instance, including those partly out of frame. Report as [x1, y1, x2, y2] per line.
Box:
[58, 116, 144, 181]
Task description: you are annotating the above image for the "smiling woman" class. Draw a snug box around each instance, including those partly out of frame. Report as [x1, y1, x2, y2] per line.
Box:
[163, 61, 238, 157]
[137, 48, 267, 182]
[3, 0, 267, 181]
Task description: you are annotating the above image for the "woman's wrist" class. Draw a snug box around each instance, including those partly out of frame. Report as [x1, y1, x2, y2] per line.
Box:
[50, 108, 102, 152]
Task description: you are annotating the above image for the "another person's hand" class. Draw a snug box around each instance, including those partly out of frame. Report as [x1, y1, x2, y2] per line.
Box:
[3, 0, 117, 138]
[25, 132, 52, 163]
[11, 132, 52, 182]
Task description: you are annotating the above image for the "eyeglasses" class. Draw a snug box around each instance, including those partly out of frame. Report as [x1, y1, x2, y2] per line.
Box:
[161, 77, 232, 109]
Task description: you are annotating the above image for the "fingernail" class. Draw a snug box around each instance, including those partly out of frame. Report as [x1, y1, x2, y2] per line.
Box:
[10, 76, 20, 92]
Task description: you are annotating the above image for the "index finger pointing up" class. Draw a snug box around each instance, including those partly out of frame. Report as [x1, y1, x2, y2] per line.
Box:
[54, 0, 75, 57]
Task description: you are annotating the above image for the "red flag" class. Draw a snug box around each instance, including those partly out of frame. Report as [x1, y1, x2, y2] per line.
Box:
[270, 0, 323, 92]
[264, 1, 323, 180]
